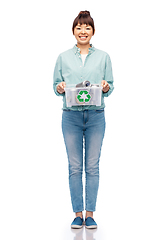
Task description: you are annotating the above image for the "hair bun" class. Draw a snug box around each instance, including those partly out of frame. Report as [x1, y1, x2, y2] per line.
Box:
[79, 10, 90, 16]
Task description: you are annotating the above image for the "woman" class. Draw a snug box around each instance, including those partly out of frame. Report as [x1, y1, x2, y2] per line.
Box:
[53, 11, 114, 229]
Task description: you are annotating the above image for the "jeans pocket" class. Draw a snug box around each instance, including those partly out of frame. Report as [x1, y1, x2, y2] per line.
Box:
[95, 108, 104, 113]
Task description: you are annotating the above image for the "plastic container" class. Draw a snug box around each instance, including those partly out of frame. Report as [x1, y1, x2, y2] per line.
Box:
[64, 84, 102, 107]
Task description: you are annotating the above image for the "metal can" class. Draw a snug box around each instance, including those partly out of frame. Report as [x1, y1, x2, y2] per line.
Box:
[76, 81, 91, 88]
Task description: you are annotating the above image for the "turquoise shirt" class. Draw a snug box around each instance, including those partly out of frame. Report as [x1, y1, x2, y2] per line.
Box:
[53, 44, 114, 111]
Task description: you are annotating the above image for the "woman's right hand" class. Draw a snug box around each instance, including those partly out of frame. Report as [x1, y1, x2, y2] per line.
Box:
[57, 82, 66, 94]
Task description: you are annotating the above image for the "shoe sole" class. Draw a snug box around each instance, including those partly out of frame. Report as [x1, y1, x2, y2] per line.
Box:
[85, 225, 97, 229]
[71, 225, 83, 229]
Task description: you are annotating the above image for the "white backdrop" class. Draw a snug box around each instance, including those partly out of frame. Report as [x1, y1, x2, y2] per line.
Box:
[0, 0, 166, 239]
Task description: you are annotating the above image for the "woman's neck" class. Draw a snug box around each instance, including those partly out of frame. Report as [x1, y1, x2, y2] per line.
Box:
[77, 43, 91, 54]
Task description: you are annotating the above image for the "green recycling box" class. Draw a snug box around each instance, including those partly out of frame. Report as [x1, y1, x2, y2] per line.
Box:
[64, 84, 102, 107]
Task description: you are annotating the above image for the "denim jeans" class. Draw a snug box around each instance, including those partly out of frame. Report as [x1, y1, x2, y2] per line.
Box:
[62, 109, 105, 212]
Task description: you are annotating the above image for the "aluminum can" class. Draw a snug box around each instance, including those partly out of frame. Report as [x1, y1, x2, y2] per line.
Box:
[76, 81, 91, 88]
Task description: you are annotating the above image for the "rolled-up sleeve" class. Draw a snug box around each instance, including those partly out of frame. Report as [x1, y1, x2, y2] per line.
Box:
[103, 54, 114, 97]
[53, 54, 65, 97]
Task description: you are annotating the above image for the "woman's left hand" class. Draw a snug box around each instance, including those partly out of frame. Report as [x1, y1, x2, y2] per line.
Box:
[101, 80, 110, 93]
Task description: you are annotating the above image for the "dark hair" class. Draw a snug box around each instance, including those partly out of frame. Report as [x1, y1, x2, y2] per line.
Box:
[72, 11, 95, 34]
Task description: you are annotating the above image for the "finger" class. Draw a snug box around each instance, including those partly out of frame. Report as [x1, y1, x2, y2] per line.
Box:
[62, 82, 66, 87]
[60, 82, 64, 88]
[57, 83, 64, 93]
[59, 83, 64, 89]
[104, 86, 109, 92]
[58, 84, 64, 92]
[61, 82, 66, 89]
[57, 86, 61, 93]
[104, 81, 108, 87]
[103, 81, 108, 87]
[101, 80, 105, 87]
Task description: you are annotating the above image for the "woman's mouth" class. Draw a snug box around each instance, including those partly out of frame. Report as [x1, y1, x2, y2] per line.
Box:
[79, 36, 88, 40]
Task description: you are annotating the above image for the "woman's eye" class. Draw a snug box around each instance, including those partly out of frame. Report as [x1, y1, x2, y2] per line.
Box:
[86, 28, 90, 30]
[76, 28, 81, 30]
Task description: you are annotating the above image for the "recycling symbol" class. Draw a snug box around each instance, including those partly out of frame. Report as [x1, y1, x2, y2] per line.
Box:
[77, 90, 91, 104]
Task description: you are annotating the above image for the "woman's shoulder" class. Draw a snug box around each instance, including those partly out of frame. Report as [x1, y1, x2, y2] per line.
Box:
[55, 48, 75, 63]
[58, 48, 74, 57]
[93, 47, 110, 57]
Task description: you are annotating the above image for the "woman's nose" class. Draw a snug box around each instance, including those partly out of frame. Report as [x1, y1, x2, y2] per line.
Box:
[81, 28, 86, 34]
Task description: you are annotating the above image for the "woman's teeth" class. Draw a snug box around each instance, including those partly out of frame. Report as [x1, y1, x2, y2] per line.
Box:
[79, 36, 87, 40]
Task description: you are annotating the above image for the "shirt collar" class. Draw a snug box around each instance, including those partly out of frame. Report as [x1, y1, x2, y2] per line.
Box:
[73, 44, 95, 55]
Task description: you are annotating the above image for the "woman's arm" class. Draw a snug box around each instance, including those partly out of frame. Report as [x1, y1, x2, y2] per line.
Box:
[53, 55, 65, 96]
[102, 54, 114, 97]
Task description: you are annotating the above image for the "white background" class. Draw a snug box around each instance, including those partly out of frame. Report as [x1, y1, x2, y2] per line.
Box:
[0, 0, 166, 239]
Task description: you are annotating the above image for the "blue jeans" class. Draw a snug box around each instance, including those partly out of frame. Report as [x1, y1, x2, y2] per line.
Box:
[62, 109, 105, 212]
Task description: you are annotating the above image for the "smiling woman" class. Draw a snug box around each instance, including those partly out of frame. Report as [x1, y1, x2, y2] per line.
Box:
[73, 23, 94, 50]
[53, 10, 114, 230]
[72, 11, 95, 34]
[72, 11, 95, 53]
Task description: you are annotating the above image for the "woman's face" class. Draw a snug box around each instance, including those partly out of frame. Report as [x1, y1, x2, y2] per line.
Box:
[74, 23, 94, 46]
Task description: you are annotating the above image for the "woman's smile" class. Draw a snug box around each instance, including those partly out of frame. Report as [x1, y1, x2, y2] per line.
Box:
[79, 35, 88, 40]
[74, 24, 94, 47]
